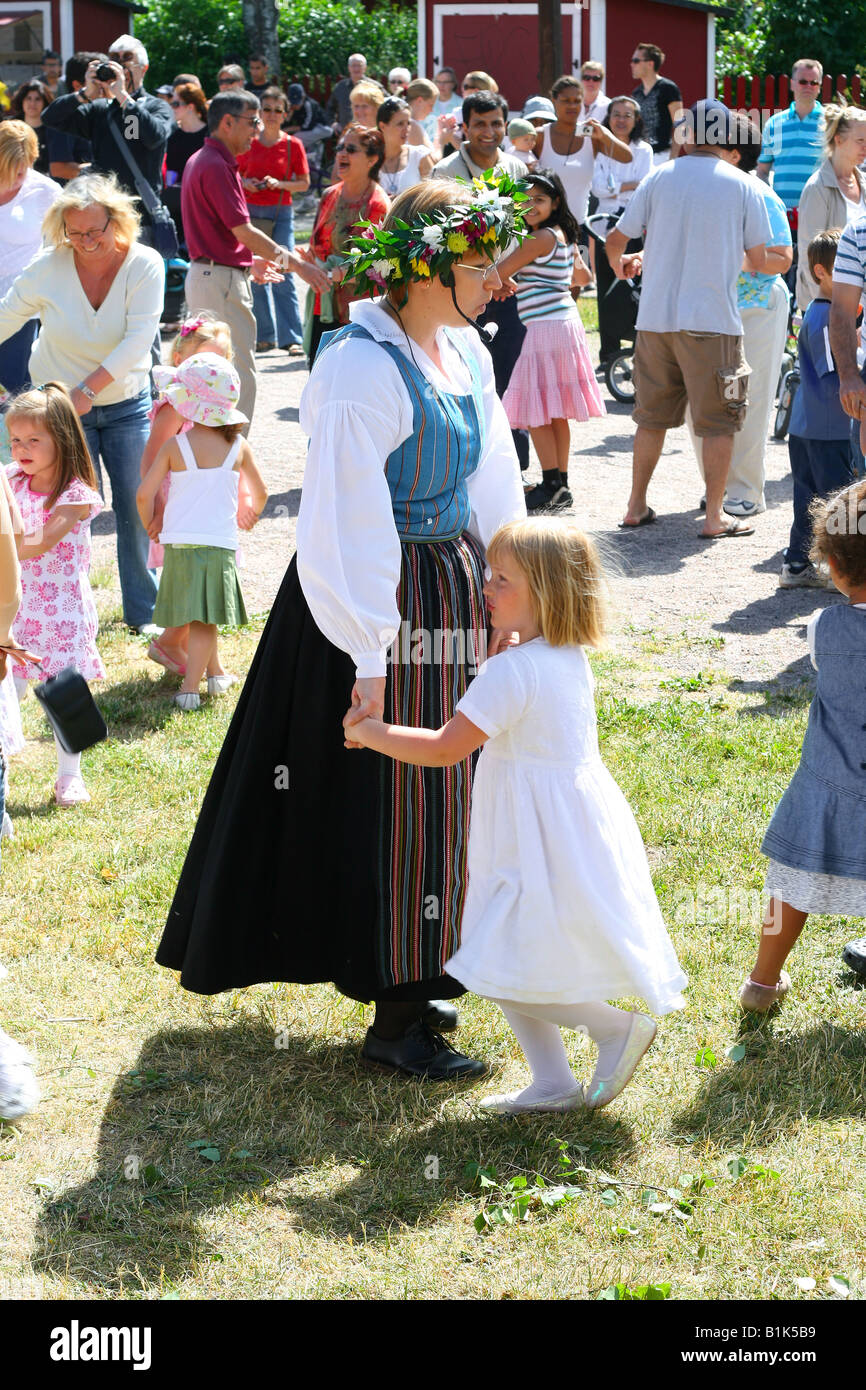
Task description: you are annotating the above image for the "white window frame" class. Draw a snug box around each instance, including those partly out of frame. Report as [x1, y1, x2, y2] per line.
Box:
[0, 2, 52, 53]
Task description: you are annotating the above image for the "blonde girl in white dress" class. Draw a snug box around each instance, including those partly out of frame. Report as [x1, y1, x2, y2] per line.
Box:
[345, 518, 687, 1113]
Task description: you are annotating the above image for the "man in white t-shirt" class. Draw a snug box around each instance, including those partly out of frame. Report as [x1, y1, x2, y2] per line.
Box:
[606, 100, 772, 538]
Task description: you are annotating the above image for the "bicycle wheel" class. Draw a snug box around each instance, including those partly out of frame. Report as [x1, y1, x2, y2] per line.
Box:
[605, 349, 636, 403]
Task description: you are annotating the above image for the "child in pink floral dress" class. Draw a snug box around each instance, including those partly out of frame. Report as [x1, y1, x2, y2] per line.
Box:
[5, 383, 104, 807]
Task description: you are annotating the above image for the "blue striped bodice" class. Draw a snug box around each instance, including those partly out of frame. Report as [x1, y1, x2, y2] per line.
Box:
[318, 322, 484, 539]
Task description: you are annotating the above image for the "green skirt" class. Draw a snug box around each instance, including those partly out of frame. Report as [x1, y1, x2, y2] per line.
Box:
[154, 545, 248, 628]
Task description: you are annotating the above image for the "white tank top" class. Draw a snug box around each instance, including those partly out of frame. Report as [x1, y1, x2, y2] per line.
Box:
[161, 431, 241, 551]
[539, 125, 594, 224]
[379, 144, 428, 199]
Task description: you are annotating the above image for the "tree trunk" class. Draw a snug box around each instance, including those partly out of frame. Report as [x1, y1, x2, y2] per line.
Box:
[538, 0, 563, 96]
[242, 0, 281, 80]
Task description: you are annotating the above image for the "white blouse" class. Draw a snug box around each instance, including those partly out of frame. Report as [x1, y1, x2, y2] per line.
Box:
[297, 298, 525, 680]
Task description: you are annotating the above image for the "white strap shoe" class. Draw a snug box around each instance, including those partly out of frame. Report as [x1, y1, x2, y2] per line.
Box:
[585, 1013, 657, 1110]
[478, 1083, 585, 1115]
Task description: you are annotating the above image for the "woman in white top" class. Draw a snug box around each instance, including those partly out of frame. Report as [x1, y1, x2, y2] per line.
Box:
[797, 105, 866, 309]
[376, 97, 434, 198]
[591, 97, 655, 362]
[0, 121, 59, 393]
[155, 178, 527, 1083]
[536, 74, 633, 226]
[0, 172, 164, 630]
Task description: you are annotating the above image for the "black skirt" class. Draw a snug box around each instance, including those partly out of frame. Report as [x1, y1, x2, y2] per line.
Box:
[156, 535, 487, 1002]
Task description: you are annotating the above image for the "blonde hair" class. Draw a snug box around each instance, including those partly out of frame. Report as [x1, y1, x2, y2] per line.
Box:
[486, 519, 608, 648]
[350, 81, 386, 109]
[407, 78, 437, 104]
[5, 383, 98, 507]
[170, 312, 233, 363]
[0, 120, 38, 184]
[43, 172, 141, 250]
[822, 102, 866, 158]
[384, 180, 472, 299]
[463, 70, 498, 93]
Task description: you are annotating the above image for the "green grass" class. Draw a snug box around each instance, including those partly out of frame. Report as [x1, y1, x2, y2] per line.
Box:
[1, 606, 863, 1301]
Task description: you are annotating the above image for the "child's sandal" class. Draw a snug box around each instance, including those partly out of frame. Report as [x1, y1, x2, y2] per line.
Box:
[54, 776, 90, 807]
[738, 971, 791, 1013]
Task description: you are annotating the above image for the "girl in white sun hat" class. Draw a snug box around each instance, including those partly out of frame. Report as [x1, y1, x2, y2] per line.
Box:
[137, 353, 268, 711]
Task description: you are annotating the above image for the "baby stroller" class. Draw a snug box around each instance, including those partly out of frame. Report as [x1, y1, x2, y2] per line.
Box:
[161, 254, 189, 332]
[585, 212, 641, 403]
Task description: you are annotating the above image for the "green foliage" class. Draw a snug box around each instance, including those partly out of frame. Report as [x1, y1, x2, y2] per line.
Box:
[138, 0, 417, 93]
[278, 0, 417, 82]
[137, 0, 246, 93]
[715, 0, 866, 79]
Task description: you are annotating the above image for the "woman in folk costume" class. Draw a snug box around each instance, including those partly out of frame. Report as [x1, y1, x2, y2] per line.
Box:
[157, 173, 528, 1079]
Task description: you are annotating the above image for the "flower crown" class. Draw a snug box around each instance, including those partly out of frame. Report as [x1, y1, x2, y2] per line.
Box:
[341, 169, 529, 298]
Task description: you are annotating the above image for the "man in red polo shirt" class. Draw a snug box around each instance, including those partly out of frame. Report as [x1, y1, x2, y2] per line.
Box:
[183, 89, 329, 423]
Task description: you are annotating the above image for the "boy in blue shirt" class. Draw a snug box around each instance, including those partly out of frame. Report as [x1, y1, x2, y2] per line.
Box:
[780, 228, 856, 587]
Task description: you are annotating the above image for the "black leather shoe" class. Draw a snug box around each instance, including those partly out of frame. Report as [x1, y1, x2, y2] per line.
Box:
[362, 1021, 486, 1080]
[423, 999, 458, 1032]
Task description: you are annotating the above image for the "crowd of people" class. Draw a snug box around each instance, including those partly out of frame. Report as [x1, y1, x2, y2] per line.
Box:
[1, 35, 866, 1128]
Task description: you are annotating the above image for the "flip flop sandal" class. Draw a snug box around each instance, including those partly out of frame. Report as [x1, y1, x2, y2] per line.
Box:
[618, 508, 656, 529]
[148, 640, 186, 676]
[699, 521, 755, 539]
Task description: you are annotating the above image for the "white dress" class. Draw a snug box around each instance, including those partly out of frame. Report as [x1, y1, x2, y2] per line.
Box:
[446, 639, 688, 1013]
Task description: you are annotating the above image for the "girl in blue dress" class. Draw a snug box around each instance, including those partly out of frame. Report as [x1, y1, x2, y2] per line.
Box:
[745, 478, 866, 1009]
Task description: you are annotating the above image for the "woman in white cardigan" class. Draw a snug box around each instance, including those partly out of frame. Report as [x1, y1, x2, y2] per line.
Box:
[797, 105, 866, 310]
[0, 173, 164, 631]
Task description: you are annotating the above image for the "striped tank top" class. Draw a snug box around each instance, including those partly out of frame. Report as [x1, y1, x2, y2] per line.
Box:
[514, 236, 576, 324]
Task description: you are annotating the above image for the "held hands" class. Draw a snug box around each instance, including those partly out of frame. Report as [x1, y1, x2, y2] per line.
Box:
[237, 501, 259, 531]
[343, 711, 377, 749]
[619, 252, 643, 280]
[343, 676, 386, 750]
[250, 255, 284, 285]
[69, 387, 94, 417]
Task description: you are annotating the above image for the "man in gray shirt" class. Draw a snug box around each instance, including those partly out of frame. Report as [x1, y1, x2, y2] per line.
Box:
[607, 99, 771, 538]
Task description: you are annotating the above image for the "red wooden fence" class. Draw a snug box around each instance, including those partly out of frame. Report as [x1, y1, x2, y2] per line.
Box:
[716, 73, 863, 122]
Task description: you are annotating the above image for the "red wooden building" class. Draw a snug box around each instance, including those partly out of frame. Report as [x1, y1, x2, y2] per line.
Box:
[417, 0, 722, 112]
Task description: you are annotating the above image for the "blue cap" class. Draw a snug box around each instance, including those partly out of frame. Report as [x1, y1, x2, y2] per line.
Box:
[675, 97, 734, 147]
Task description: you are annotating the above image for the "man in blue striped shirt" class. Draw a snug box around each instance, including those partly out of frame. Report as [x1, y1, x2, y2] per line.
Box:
[757, 59, 824, 209]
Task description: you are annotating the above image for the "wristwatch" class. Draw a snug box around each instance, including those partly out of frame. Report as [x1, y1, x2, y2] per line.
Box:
[77, 383, 97, 401]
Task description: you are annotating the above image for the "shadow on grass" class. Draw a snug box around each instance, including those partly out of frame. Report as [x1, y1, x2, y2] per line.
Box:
[672, 1020, 866, 1147]
[31, 1021, 634, 1293]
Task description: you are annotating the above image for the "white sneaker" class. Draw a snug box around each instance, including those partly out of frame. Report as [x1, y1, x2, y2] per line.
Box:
[478, 1083, 585, 1114]
[0, 1027, 39, 1121]
[174, 692, 201, 712]
[206, 674, 238, 696]
[723, 498, 765, 518]
[1, 811, 14, 841]
[778, 561, 829, 589]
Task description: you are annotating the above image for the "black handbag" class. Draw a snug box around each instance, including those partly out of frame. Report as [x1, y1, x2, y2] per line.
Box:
[107, 114, 179, 260]
[34, 666, 108, 754]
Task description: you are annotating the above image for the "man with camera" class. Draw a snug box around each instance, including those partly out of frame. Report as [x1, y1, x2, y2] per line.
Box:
[41, 35, 173, 254]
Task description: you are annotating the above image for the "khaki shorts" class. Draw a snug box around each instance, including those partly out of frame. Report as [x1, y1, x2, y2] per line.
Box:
[633, 330, 750, 437]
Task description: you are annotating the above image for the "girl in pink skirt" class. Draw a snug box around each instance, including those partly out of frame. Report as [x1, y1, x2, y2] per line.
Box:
[499, 170, 605, 512]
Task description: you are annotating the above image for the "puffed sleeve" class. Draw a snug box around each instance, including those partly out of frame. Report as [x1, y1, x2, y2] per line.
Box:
[459, 330, 526, 547]
[457, 647, 536, 738]
[296, 335, 413, 679]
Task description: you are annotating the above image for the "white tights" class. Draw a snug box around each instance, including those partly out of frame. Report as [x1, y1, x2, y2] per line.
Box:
[14, 677, 82, 781]
[491, 998, 634, 1102]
